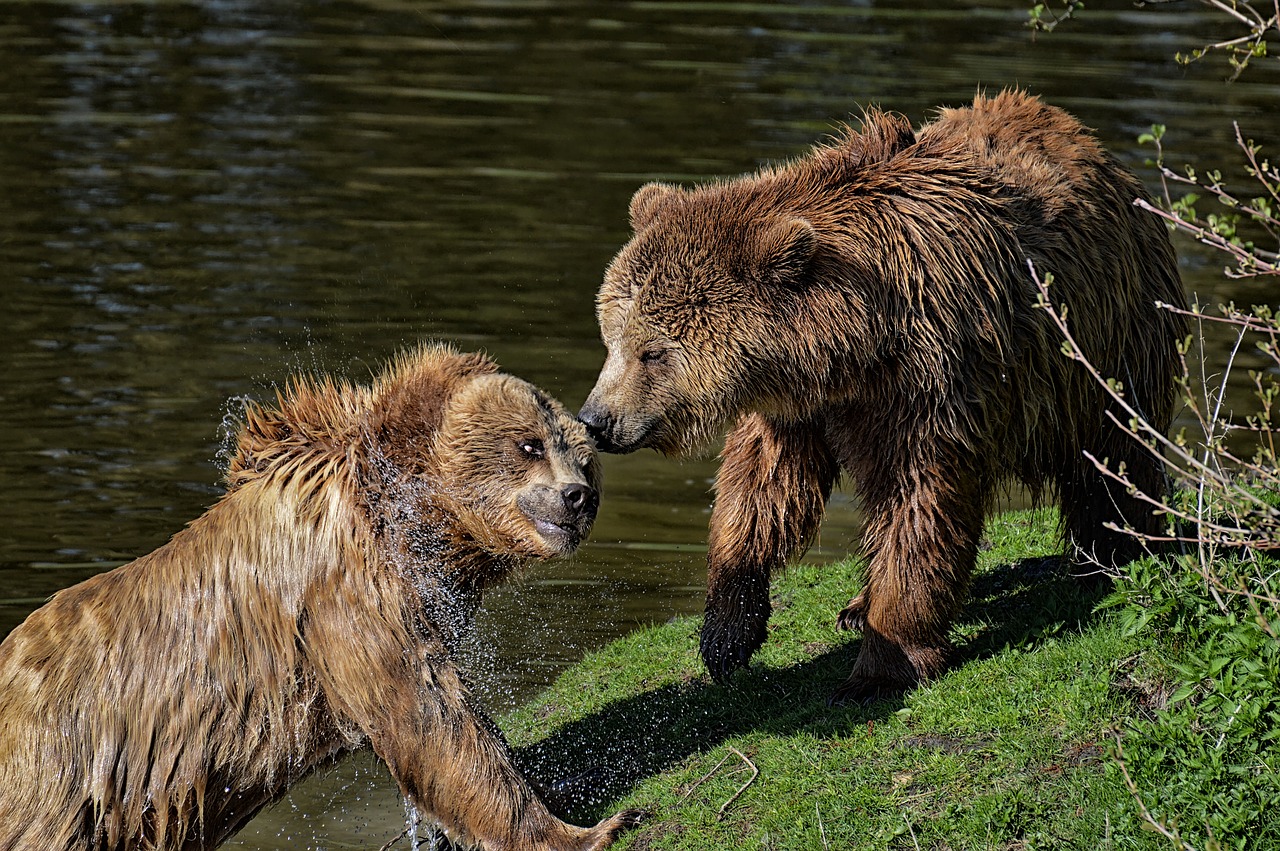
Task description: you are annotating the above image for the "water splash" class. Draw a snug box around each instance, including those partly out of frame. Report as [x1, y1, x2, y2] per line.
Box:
[216, 393, 255, 473]
[405, 800, 420, 847]
[402, 800, 456, 850]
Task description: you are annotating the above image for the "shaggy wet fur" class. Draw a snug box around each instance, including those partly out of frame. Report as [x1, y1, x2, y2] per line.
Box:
[579, 90, 1187, 703]
[0, 343, 640, 850]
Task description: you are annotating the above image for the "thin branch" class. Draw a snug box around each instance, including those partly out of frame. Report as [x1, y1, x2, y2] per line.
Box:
[1032, 262, 1262, 492]
[1154, 155, 1280, 236]
[1112, 732, 1198, 851]
[717, 747, 759, 819]
[1161, 303, 1280, 333]
[680, 745, 759, 820]
[680, 750, 738, 802]
[1085, 449, 1275, 546]
[1035, 259, 1280, 616]
[378, 827, 411, 851]
[904, 813, 922, 851]
[1204, 29, 1268, 50]
[1135, 199, 1279, 276]
[1200, 0, 1266, 28]
[1237, 121, 1280, 211]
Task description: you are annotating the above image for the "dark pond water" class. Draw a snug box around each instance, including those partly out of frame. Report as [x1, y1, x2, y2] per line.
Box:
[1, 1, 1276, 847]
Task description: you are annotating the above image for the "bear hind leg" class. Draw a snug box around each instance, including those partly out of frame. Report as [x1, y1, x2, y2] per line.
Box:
[1060, 419, 1167, 578]
[834, 462, 988, 704]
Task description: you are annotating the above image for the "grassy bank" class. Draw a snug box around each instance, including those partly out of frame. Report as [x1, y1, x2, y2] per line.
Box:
[503, 509, 1275, 850]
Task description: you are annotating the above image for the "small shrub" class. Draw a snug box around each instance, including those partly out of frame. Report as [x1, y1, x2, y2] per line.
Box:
[1107, 551, 1280, 850]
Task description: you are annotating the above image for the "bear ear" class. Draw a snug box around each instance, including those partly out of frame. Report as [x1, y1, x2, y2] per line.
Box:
[370, 344, 499, 466]
[752, 216, 816, 286]
[628, 181, 679, 232]
[224, 375, 351, 486]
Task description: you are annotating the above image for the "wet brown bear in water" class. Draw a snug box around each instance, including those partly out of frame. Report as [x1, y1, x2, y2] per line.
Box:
[579, 90, 1186, 703]
[0, 343, 641, 850]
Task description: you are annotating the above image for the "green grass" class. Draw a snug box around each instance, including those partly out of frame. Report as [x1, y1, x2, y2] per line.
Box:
[503, 509, 1175, 850]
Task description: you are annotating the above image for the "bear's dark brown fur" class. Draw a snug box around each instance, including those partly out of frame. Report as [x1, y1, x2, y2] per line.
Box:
[0, 343, 640, 850]
[579, 90, 1186, 703]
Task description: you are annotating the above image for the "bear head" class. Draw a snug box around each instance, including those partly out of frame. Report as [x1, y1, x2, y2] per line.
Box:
[232, 344, 601, 566]
[429, 373, 601, 559]
[580, 181, 819, 456]
[367, 347, 603, 561]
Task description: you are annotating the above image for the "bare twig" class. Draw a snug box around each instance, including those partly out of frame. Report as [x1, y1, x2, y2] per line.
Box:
[378, 827, 410, 851]
[680, 750, 738, 802]
[1031, 262, 1268, 507]
[1033, 262, 1280, 618]
[1237, 121, 1280, 212]
[717, 747, 759, 819]
[1161, 303, 1280, 334]
[1112, 732, 1198, 851]
[904, 813, 922, 851]
[1083, 448, 1265, 544]
[1200, 0, 1267, 28]
[1134, 199, 1278, 278]
[679, 745, 759, 820]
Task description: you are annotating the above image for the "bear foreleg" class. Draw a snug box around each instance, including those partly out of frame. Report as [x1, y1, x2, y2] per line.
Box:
[701, 415, 838, 681]
[304, 585, 642, 851]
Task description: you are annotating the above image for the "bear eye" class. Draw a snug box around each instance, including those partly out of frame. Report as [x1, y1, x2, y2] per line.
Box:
[518, 438, 545, 459]
[639, 348, 667, 365]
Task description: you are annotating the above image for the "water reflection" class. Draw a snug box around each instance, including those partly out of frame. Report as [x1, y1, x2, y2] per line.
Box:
[1, 1, 1276, 847]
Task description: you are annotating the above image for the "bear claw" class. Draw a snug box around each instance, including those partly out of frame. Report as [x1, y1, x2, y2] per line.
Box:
[605, 808, 647, 834]
[835, 592, 869, 632]
[699, 628, 756, 683]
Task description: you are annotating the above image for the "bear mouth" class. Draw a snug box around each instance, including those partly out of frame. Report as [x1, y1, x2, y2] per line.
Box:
[528, 515, 587, 553]
[516, 486, 597, 555]
[534, 517, 573, 539]
[578, 406, 659, 455]
[597, 422, 659, 455]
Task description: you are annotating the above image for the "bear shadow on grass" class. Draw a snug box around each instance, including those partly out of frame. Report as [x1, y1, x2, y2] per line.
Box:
[511, 554, 1112, 825]
[958, 554, 1112, 664]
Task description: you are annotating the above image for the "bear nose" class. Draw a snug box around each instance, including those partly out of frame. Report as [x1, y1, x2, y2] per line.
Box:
[561, 483, 597, 516]
[578, 404, 609, 437]
[578, 405, 616, 450]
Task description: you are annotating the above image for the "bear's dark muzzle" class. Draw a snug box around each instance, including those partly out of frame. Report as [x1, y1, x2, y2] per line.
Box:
[578, 404, 651, 454]
[578, 405, 621, 452]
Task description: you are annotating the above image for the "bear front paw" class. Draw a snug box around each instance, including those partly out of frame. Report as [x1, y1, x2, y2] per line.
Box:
[584, 809, 646, 849]
[699, 628, 754, 682]
[700, 584, 771, 682]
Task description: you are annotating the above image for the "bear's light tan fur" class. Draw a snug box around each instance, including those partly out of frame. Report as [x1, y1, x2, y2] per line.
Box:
[0, 343, 640, 850]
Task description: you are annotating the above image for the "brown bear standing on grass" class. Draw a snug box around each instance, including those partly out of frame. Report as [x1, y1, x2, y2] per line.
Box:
[579, 89, 1186, 703]
[0, 343, 641, 850]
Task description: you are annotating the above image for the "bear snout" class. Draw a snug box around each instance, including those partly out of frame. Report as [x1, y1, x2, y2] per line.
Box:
[579, 403, 653, 454]
[560, 482, 598, 517]
[577, 404, 616, 448]
[516, 482, 599, 552]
